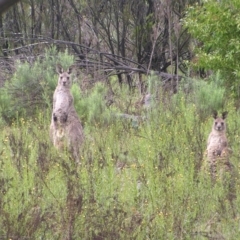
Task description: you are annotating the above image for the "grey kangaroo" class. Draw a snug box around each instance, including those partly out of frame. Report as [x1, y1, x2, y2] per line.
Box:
[207, 111, 230, 179]
[50, 64, 84, 163]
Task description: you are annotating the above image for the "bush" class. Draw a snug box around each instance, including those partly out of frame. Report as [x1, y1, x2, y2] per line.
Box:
[183, 0, 240, 96]
[176, 72, 226, 119]
[0, 47, 74, 123]
[72, 82, 110, 125]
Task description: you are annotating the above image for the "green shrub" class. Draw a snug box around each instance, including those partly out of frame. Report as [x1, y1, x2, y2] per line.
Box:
[176, 72, 226, 119]
[183, 0, 240, 96]
[0, 47, 74, 124]
[72, 82, 112, 126]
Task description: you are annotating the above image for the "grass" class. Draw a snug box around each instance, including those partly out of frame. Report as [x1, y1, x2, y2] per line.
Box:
[1, 84, 240, 239]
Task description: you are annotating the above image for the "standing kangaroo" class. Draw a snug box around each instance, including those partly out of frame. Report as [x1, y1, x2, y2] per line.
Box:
[206, 111, 236, 216]
[50, 64, 84, 163]
[50, 64, 74, 146]
[53, 64, 74, 117]
[207, 111, 230, 180]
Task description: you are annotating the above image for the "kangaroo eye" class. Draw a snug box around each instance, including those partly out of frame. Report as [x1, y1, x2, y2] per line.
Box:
[60, 77, 63, 80]
[67, 77, 69, 80]
[215, 122, 218, 125]
[221, 122, 224, 126]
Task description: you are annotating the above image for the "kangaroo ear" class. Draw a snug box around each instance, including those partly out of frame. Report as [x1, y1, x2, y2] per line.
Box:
[213, 110, 218, 119]
[56, 64, 63, 74]
[67, 65, 74, 74]
[222, 111, 228, 119]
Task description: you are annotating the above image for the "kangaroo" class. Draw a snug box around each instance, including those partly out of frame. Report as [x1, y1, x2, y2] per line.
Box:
[50, 106, 84, 163]
[50, 64, 84, 163]
[207, 111, 230, 180]
[50, 111, 68, 150]
[53, 64, 74, 116]
[50, 64, 74, 148]
[64, 107, 85, 163]
[206, 111, 236, 216]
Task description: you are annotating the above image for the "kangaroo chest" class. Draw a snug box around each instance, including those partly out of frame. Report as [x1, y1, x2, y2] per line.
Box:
[207, 132, 227, 156]
[54, 88, 73, 112]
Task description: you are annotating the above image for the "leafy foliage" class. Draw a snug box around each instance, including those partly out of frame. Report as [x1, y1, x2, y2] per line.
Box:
[72, 82, 111, 126]
[177, 72, 226, 119]
[183, 0, 240, 94]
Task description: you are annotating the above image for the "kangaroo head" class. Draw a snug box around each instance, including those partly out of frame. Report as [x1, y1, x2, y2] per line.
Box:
[56, 64, 74, 88]
[212, 111, 228, 132]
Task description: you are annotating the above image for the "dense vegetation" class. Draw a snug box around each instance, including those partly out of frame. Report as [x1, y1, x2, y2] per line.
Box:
[0, 0, 240, 239]
[184, 0, 240, 95]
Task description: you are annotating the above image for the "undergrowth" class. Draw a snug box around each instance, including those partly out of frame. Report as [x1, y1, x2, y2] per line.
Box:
[0, 51, 240, 239]
[0, 88, 240, 239]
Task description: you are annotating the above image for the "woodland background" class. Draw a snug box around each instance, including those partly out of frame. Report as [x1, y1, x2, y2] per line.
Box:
[1, 0, 240, 239]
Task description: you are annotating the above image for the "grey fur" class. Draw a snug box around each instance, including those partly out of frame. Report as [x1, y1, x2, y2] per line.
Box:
[50, 64, 84, 163]
[207, 111, 230, 180]
[53, 64, 74, 117]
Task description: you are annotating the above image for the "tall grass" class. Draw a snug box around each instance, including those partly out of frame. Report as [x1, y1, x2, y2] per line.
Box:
[1, 83, 240, 239]
[0, 58, 240, 239]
